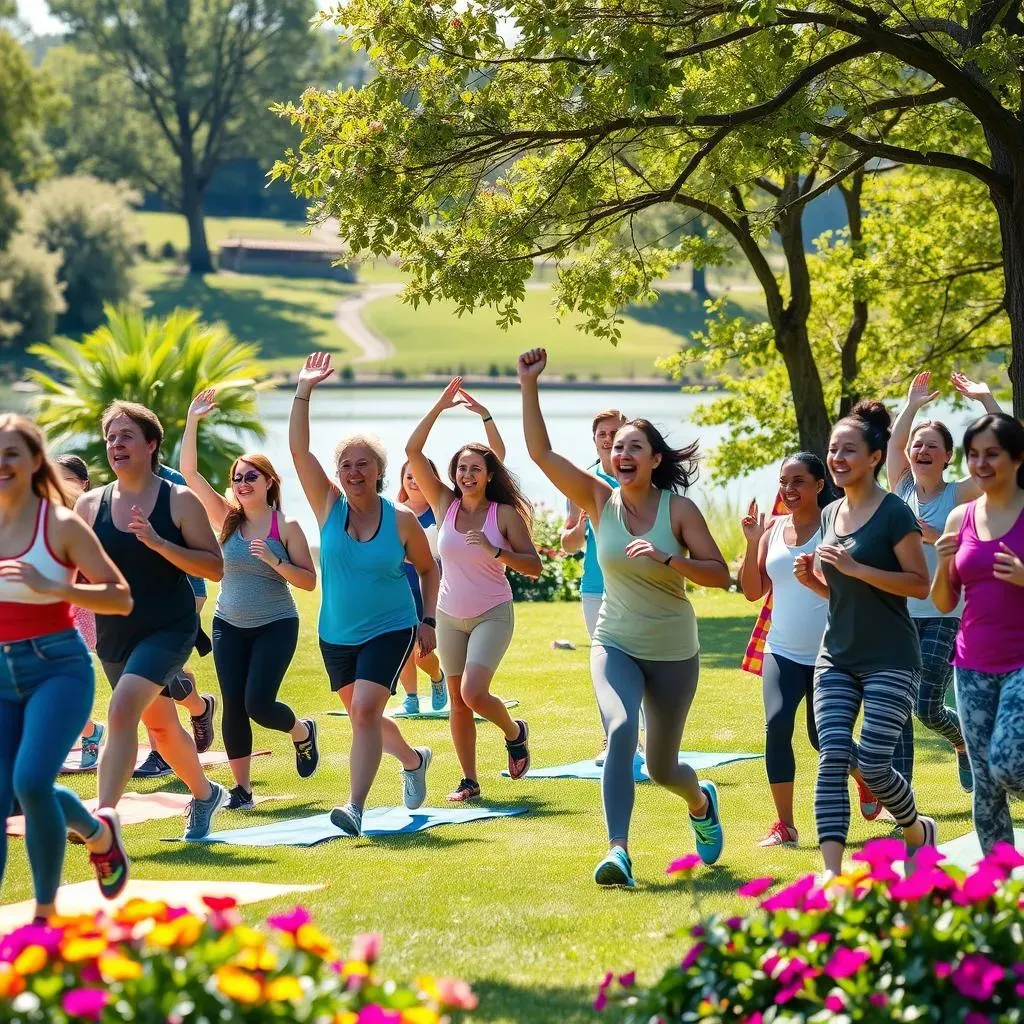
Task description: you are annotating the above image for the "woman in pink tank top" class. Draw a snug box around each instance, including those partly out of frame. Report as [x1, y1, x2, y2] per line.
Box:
[406, 378, 542, 801]
[932, 413, 1024, 854]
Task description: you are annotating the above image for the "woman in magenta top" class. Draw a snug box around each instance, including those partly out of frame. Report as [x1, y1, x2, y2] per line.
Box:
[406, 378, 542, 801]
[932, 413, 1024, 853]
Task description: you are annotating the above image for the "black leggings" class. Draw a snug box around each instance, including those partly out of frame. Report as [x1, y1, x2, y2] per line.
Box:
[212, 616, 299, 760]
[763, 653, 820, 784]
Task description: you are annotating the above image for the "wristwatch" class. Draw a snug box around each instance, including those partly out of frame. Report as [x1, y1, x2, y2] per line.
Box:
[421, 616, 437, 628]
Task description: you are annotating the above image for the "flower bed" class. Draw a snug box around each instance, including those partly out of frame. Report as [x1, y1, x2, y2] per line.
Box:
[601, 839, 1024, 1022]
[0, 898, 476, 1023]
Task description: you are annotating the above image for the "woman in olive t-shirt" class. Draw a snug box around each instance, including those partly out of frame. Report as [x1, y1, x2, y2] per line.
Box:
[794, 401, 937, 876]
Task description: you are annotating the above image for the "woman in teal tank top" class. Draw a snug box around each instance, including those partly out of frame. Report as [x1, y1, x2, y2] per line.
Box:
[290, 353, 442, 838]
[518, 348, 732, 888]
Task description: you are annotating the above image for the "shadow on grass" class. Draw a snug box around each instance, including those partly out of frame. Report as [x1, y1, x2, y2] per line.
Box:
[696, 616, 759, 670]
[466, 978, 599, 1024]
[625, 289, 761, 339]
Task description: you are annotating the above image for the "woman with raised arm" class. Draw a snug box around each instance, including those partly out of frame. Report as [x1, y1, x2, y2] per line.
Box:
[794, 402, 936, 878]
[181, 389, 320, 810]
[405, 378, 541, 803]
[518, 348, 730, 887]
[290, 353, 439, 836]
[885, 370, 1002, 792]
[0, 415, 133, 921]
[75, 401, 228, 842]
[738, 453, 832, 848]
[932, 413, 1024, 854]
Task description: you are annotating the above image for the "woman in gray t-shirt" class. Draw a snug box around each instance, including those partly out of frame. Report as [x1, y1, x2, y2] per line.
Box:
[795, 401, 936, 878]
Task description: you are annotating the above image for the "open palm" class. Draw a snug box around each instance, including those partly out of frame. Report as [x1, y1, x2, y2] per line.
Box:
[907, 371, 939, 410]
[188, 388, 218, 420]
[299, 352, 335, 388]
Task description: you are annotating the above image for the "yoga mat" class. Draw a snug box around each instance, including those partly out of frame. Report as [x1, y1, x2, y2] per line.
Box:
[502, 750, 762, 781]
[327, 699, 519, 721]
[0, 880, 322, 931]
[60, 746, 271, 776]
[178, 805, 527, 847]
[938, 828, 1024, 873]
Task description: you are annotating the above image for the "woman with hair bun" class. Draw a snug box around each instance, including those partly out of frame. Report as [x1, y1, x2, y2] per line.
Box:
[181, 389, 320, 810]
[519, 348, 731, 888]
[795, 400, 936, 876]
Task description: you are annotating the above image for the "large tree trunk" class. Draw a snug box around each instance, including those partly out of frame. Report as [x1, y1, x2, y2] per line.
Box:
[182, 165, 214, 275]
[691, 262, 710, 299]
[993, 169, 1024, 418]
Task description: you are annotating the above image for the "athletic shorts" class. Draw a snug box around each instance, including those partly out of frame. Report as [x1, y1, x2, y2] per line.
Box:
[436, 600, 514, 676]
[319, 627, 417, 694]
[100, 624, 197, 699]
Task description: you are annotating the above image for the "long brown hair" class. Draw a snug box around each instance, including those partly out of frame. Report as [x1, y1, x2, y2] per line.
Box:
[219, 453, 284, 543]
[448, 443, 533, 526]
[0, 414, 69, 506]
[397, 457, 440, 504]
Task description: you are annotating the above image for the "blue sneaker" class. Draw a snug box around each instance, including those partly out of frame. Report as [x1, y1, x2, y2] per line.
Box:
[430, 672, 447, 712]
[690, 781, 724, 865]
[401, 693, 420, 717]
[594, 847, 636, 887]
[957, 749, 974, 793]
[80, 723, 104, 770]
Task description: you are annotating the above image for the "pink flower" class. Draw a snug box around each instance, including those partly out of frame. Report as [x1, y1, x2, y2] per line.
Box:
[761, 875, 815, 912]
[951, 954, 1005, 1001]
[680, 943, 704, 970]
[725, 916, 744, 930]
[961, 864, 1002, 902]
[825, 994, 845, 1012]
[667, 854, 702, 876]
[810, 931, 832, 945]
[618, 971, 636, 987]
[62, 988, 109, 1021]
[986, 841, 1024, 872]
[350, 932, 382, 964]
[780, 930, 800, 947]
[1016, 982, 1024, 998]
[852, 838, 906, 865]
[774, 981, 804, 1004]
[742, 1015, 764, 1024]
[824, 947, 871, 979]
[911, 846, 947, 870]
[690, 924, 706, 938]
[777, 957, 812, 986]
[0, 923, 62, 962]
[965, 1014, 990, 1024]
[801, 888, 830, 911]
[934, 962, 952, 979]
[267, 906, 311, 934]
[737, 876, 774, 898]
[870, 993, 888, 1007]
[762, 953, 782, 976]
[357, 1008, 400, 1024]
[890, 869, 943, 901]
[593, 991, 609, 1012]
[436, 977, 478, 1010]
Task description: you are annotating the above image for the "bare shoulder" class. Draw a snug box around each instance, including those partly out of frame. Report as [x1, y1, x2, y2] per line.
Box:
[944, 503, 969, 533]
[74, 485, 104, 525]
[670, 493, 704, 522]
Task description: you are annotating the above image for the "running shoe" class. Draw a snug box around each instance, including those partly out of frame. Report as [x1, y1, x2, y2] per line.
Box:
[133, 749, 173, 779]
[758, 821, 798, 848]
[330, 803, 362, 837]
[403, 747, 431, 809]
[594, 846, 636, 887]
[183, 782, 226, 840]
[856, 778, 882, 821]
[80, 723, 104, 771]
[227, 785, 254, 810]
[294, 718, 319, 778]
[907, 815, 938, 857]
[191, 694, 217, 754]
[506, 719, 530, 779]
[595, 734, 608, 767]
[89, 809, 129, 900]
[430, 672, 447, 712]
[690, 781, 724, 865]
[446, 778, 481, 803]
[957, 749, 974, 793]
[401, 693, 420, 717]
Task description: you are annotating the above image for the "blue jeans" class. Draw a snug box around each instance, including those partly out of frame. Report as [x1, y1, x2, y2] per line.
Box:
[0, 629, 102, 905]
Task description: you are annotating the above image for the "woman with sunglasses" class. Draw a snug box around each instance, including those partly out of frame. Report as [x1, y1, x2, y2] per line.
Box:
[181, 390, 320, 809]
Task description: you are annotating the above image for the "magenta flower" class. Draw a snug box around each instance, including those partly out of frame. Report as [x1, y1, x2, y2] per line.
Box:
[809, 931, 832, 945]
[935, 962, 952, 979]
[761, 875, 815, 912]
[62, 988, 109, 1021]
[824, 947, 871, 979]
[667, 854, 702, 876]
[762, 954, 782, 976]
[987, 841, 1024, 872]
[742, 1015, 764, 1024]
[965, 1014, 990, 1024]
[802, 888, 830, 911]
[870, 993, 888, 1008]
[774, 981, 804, 1004]
[890, 869, 943, 902]
[777, 957, 813, 987]
[961, 864, 1002, 902]
[350, 932, 382, 964]
[680, 943, 704, 970]
[825, 994, 845, 1012]
[0, 923, 62, 963]
[267, 906, 311, 934]
[618, 971, 636, 987]
[593, 991, 609, 1012]
[725, 916, 744, 930]
[780, 930, 800, 947]
[911, 846, 947, 870]
[737, 876, 774, 898]
[852, 838, 906, 866]
[593, 971, 613, 1011]
[690, 924, 706, 938]
[951, 954, 1005, 1001]
[357, 1007, 400, 1024]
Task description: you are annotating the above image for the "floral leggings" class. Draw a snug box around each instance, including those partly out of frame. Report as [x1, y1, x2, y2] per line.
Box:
[955, 665, 1024, 853]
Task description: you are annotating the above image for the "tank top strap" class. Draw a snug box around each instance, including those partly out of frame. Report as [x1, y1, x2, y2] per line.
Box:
[959, 500, 976, 542]
[486, 500, 499, 530]
[444, 498, 461, 527]
[655, 487, 672, 525]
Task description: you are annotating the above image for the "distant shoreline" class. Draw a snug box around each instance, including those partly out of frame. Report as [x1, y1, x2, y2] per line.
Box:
[263, 375, 705, 394]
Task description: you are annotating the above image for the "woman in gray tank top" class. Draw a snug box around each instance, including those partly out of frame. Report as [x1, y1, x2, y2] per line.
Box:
[886, 370, 1002, 794]
[181, 390, 321, 810]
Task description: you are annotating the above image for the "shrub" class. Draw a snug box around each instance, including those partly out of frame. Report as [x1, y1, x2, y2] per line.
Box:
[159, 240, 178, 261]
[600, 838, 1024, 1024]
[0, 897, 476, 1022]
[509, 505, 582, 602]
[0, 233, 66, 349]
[21, 176, 141, 335]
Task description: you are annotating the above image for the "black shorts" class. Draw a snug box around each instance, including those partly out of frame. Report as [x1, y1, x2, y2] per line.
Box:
[100, 625, 196, 699]
[319, 627, 417, 694]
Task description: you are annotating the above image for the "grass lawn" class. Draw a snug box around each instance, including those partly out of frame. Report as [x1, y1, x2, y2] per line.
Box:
[136, 212, 312, 253]
[1, 592, 983, 1023]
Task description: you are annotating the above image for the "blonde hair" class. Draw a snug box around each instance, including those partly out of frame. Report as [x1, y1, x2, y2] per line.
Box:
[334, 433, 388, 494]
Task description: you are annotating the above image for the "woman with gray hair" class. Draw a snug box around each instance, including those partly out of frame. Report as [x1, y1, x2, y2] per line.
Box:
[289, 352, 441, 837]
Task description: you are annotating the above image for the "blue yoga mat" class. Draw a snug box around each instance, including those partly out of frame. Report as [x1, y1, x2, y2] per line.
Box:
[502, 750, 762, 781]
[176, 806, 527, 846]
[938, 828, 1024, 873]
[327, 699, 519, 721]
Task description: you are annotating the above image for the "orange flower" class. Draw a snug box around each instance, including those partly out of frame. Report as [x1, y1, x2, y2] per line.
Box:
[0, 967, 26, 998]
[13, 945, 48, 976]
[340, 960, 370, 981]
[61, 937, 107, 963]
[147, 915, 202, 950]
[115, 900, 168, 925]
[215, 966, 263, 1005]
[99, 953, 143, 981]
[296, 923, 336, 959]
[235, 946, 278, 972]
[264, 975, 303, 1001]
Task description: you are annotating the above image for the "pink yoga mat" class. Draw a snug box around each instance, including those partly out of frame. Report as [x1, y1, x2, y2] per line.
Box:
[60, 746, 270, 775]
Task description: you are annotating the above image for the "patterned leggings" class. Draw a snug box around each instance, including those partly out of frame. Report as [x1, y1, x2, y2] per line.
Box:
[814, 666, 921, 845]
[955, 666, 1024, 853]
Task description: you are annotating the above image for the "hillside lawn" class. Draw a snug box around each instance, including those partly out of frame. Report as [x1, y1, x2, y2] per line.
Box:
[1, 592, 986, 1024]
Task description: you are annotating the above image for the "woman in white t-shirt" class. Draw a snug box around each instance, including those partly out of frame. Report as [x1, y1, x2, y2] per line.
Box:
[739, 453, 833, 847]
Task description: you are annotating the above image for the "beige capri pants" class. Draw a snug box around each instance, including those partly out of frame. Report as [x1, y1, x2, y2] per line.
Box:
[436, 600, 515, 676]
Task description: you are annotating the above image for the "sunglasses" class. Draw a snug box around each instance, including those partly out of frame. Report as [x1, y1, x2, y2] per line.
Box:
[232, 470, 263, 485]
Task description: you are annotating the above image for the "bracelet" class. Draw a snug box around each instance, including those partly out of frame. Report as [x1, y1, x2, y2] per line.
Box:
[294, 396, 310, 402]
[276, 556, 283, 567]
[421, 616, 437, 628]
[482, 415, 493, 423]
[493, 547, 503, 559]
[663, 554, 673, 567]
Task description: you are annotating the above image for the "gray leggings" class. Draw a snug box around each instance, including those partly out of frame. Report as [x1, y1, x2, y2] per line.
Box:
[590, 644, 700, 844]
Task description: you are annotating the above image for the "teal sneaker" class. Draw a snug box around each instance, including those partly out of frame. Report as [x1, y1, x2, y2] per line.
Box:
[956, 749, 974, 793]
[430, 672, 447, 712]
[80, 723, 104, 771]
[594, 847, 636, 887]
[690, 781, 724, 865]
[401, 693, 420, 717]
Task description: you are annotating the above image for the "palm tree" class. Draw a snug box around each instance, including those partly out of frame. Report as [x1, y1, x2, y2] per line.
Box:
[28, 304, 267, 491]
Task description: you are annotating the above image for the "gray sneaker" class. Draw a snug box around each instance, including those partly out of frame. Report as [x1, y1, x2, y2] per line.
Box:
[183, 782, 226, 840]
[330, 803, 363, 836]
[403, 747, 431, 810]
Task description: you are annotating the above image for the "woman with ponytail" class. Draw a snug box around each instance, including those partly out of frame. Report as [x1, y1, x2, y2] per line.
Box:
[181, 390, 320, 809]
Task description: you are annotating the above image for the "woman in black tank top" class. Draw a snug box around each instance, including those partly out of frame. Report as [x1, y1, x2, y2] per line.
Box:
[76, 401, 229, 841]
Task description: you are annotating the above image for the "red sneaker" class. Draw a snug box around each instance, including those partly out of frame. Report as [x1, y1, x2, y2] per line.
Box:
[89, 809, 130, 900]
[857, 779, 882, 821]
[758, 821, 799, 847]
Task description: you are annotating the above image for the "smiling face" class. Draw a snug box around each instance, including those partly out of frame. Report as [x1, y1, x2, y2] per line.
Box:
[402, 463, 422, 498]
[230, 460, 270, 507]
[455, 449, 490, 496]
[337, 444, 382, 497]
[779, 457, 823, 513]
[0, 428, 39, 504]
[909, 426, 951, 481]
[593, 416, 624, 471]
[611, 426, 660, 488]
[966, 429, 1023, 494]
[827, 423, 878, 489]
[104, 414, 156, 477]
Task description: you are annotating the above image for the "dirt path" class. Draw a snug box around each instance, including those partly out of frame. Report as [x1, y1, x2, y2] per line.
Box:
[334, 282, 403, 362]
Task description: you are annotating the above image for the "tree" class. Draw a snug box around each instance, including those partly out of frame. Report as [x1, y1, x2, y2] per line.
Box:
[47, 0, 326, 274]
[273, 1, 1020, 447]
[0, 18, 58, 182]
[28, 305, 267, 490]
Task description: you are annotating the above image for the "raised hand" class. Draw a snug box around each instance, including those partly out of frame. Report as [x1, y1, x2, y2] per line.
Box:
[457, 387, 490, 419]
[934, 531, 959, 561]
[188, 388, 218, 421]
[625, 538, 668, 563]
[906, 371, 940, 411]
[993, 542, 1024, 586]
[951, 371, 991, 404]
[518, 348, 547, 379]
[298, 352, 335, 391]
[741, 499, 765, 544]
[0, 560, 56, 595]
[465, 529, 498, 557]
[437, 377, 466, 411]
[127, 506, 163, 551]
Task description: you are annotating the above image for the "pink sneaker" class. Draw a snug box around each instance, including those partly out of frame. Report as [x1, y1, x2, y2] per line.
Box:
[758, 821, 798, 848]
[856, 779, 882, 821]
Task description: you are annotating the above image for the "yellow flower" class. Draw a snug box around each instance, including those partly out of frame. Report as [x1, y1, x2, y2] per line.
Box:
[340, 960, 370, 980]
[99, 954, 144, 981]
[147, 915, 202, 950]
[416, 976, 441, 1002]
[116, 899, 167, 925]
[334, 1014, 358, 1024]
[0, 967, 26, 998]
[235, 947, 278, 972]
[232, 925, 266, 949]
[264, 975, 303, 1002]
[215, 966, 264, 1005]
[61, 937, 107, 962]
[13, 945, 47, 976]
[401, 1009, 440, 1024]
[296, 924, 336, 959]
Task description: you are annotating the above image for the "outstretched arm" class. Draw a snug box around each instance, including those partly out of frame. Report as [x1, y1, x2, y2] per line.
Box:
[887, 371, 938, 491]
[290, 352, 339, 527]
[738, 500, 770, 601]
[458, 388, 506, 461]
[406, 378, 462, 516]
[181, 389, 234, 531]
[952, 371, 1002, 415]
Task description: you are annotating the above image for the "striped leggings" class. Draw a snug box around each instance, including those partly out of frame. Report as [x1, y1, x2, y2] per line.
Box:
[814, 665, 921, 845]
